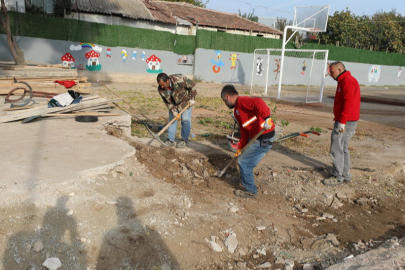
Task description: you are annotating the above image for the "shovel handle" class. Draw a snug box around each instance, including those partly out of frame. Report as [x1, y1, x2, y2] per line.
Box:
[217, 128, 266, 177]
[156, 104, 191, 136]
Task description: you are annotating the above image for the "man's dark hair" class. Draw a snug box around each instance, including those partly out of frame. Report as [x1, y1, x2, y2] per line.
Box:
[221, 85, 239, 98]
[157, 73, 169, 83]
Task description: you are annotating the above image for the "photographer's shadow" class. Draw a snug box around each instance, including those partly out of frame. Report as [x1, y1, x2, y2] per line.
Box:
[96, 196, 178, 270]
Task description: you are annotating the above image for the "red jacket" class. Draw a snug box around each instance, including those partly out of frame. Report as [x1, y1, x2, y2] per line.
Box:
[333, 71, 361, 124]
[234, 96, 275, 149]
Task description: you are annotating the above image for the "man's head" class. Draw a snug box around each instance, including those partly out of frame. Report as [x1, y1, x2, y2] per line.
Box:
[329, 61, 346, 80]
[221, 85, 239, 109]
[157, 73, 170, 89]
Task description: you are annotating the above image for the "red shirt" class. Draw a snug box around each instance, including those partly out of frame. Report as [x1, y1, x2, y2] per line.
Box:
[333, 71, 361, 124]
[234, 96, 275, 149]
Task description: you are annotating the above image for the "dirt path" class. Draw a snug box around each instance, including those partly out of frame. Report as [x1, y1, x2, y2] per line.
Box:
[1, 82, 404, 269]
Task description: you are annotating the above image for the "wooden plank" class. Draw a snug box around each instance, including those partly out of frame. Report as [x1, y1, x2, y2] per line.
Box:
[0, 76, 88, 81]
[0, 82, 91, 88]
[48, 113, 121, 117]
[0, 96, 117, 123]
[0, 86, 91, 95]
[0, 80, 81, 86]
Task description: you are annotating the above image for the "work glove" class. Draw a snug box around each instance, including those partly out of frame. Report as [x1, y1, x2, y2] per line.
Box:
[172, 110, 180, 120]
[189, 100, 195, 106]
[338, 122, 345, 133]
[235, 149, 242, 157]
[264, 117, 273, 130]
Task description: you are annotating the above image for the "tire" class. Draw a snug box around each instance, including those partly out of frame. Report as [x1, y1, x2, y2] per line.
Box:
[227, 132, 240, 152]
[75, 116, 99, 122]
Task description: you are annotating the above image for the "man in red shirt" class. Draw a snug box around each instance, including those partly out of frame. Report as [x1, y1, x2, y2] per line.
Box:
[221, 85, 275, 198]
[323, 62, 361, 186]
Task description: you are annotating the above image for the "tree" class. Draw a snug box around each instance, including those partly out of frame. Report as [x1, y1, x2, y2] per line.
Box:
[317, 8, 404, 53]
[53, 0, 72, 17]
[238, 9, 258, 22]
[0, 0, 25, 65]
[161, 0, 209, 8]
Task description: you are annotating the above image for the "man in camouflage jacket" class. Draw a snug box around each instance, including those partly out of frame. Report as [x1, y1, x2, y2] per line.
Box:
[157, 73, 197, 148]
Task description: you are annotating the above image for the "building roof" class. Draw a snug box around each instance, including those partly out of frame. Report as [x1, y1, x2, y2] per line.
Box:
[71, 0, 176, 24]
[155, 1, 283, 35]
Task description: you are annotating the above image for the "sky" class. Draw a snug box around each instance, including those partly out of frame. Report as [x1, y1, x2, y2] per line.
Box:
[206, 0, 404, 21]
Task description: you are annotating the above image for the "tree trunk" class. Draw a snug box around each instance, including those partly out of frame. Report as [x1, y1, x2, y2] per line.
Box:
[0, 0, 26, 66]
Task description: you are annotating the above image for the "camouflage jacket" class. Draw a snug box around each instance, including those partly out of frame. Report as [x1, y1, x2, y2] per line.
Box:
[157, 74, 197, 113]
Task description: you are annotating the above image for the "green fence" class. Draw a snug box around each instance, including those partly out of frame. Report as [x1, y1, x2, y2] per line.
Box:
[2, 12, 405, 65]
[2, 12, 196, 54]
[301, 44, 405, 66]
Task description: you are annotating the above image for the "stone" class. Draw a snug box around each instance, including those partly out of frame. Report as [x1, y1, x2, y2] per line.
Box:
[322, 212, 334, 219]
[256, 262, 271, 268]
[302, 263, 313, 270]
[238, 247, 247, 257]
[224, 233, 238, 253]
[256, 226, 266, 231]
[355, 198, 369, 205]
[106, 200, 118, 205]
[33, 240, 44, 252]
[161, 263, 171, 270]
[236, 261, 247, 270]
[229, 206, 239, 213]
[42, 257, 62, 270]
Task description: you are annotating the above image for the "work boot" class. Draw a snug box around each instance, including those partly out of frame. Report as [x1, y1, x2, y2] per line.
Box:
[176, 140, 187, 148]
[322, 176, 343, 186]
[165, 140, 175, 147]
[234, 189, 258, 199]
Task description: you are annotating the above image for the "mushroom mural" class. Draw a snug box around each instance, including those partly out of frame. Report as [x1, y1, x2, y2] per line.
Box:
[61, 53, 75, 68]
[146, 54, 162, 73]
[85, 50, 101, 71]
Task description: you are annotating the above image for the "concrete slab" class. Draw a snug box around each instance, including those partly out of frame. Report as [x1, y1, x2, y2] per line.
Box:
[0, 96, 134, 197]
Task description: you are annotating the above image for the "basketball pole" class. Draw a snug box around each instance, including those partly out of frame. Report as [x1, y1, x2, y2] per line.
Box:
[278, 25, 309, 99]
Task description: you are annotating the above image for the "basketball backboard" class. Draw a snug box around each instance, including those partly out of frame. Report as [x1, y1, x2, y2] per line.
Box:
[293, 6, 330, 32]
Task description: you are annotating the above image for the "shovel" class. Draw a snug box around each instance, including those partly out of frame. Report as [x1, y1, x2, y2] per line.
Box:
[147, 104, 191, 146]
[275, 130, 320, 142]
[213, 128, 266, 178]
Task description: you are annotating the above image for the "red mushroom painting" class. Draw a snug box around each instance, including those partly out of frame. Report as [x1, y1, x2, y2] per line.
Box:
[146, 54, 162, 73]
[85, 50, 102, 71]
[61, 53, 75, 68]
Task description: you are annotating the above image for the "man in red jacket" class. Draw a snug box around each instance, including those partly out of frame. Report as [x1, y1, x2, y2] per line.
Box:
[323, 62, 361, 186]
[221, 85, 275, 198]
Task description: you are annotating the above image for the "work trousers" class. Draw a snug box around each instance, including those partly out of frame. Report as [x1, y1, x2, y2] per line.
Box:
[237, 134, 275, 194]
[330, 121, 357, 182]
[167, 107, 192, 142]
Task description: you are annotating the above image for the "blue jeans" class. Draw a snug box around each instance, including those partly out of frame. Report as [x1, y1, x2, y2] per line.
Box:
[167, 107, 192, 142]
[237, 134, 275, 194]
[330, 121, 357, 182]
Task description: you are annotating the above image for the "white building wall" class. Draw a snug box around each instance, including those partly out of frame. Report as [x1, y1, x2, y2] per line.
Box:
[66, 12, 178, 33]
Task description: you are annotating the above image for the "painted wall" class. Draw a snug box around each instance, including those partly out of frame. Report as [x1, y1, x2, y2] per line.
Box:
[194, 48, 405, 87]
[0, 35, 404, 87]
[0, 35, 193, 77]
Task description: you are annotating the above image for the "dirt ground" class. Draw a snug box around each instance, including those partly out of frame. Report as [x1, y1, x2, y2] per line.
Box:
[1, 81, 405, 270]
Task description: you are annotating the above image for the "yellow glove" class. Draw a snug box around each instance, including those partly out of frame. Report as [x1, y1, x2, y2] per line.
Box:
[235, 149, 242, 157]
[172, 110, 180, 120]
[264, 118, 273, 130]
